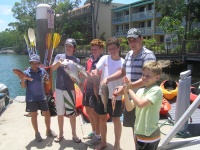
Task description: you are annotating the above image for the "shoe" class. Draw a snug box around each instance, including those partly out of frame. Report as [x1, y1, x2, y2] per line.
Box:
[72, 137, 82, 143]
[83, 132, 95, 139]
[54, 136, 64, 143]
[35, 132, 42, 142]
[46, 130, 57, 138]
[85, 137, 101, 146]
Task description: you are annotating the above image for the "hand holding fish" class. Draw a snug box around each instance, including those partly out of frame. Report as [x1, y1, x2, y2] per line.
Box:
[112, 86, 123, 97]
[123, 76, 132, 89]
[13, 69, 33, 81]
[101, 77, 109, 85]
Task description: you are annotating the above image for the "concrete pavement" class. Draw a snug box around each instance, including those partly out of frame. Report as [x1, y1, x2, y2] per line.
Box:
[1, 96, 200, 150]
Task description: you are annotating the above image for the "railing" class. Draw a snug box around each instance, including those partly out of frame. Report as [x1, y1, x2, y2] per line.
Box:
[54, 40, 200, 61]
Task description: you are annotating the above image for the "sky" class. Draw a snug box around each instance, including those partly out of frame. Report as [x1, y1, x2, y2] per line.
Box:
[0, 0, 135, 32]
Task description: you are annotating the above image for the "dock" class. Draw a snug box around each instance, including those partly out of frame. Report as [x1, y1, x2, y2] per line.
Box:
[0, 96, 200, 150]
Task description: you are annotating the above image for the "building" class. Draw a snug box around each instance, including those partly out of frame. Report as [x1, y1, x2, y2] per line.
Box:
[111, 0, 165, 42]
[67, 2, 125, 43]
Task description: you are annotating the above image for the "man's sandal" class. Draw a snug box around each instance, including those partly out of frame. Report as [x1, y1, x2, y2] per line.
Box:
[54, 136, 64, 143]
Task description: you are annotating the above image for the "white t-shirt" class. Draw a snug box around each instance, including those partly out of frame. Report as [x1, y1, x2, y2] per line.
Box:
[96, 55, 124, 100]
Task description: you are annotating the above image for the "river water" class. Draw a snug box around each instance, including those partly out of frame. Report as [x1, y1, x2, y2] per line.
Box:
[0, 54, 200, 99]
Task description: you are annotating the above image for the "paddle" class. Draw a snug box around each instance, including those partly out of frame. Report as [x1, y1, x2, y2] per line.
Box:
[24, 35, 30, 56]
[28, 28, 36, 54]
[44, 33, 52, 66]
[48, 33, 61, 66]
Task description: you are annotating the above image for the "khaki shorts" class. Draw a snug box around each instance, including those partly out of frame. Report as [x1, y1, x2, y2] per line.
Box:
[55, 89, 76, 116]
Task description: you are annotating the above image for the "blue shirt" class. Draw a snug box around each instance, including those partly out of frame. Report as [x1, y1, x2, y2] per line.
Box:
[53, 54, 80, 91]
[123, 47, 156, 82]
[24, 67, 48, 102]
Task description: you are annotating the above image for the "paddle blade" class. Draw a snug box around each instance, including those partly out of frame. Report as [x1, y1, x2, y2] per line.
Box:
[28, 28, 36, 47]
[52, 33, 61, 49]
[46, 33, 52, 50]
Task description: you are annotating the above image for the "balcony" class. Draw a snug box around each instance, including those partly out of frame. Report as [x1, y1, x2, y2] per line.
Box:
[155, 26, 165, 34]
[112, 15, 130, 24]
[131, 10, 154, 21]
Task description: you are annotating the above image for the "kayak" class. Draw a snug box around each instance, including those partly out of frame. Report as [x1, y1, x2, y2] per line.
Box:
[160, 80, 178, 100]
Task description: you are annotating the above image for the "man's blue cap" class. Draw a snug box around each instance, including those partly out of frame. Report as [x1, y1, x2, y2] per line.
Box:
[29, 54, 40, 62]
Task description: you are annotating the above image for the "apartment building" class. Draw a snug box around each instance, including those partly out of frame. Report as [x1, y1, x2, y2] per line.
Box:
[111, 0, 165, 42]
[67, 2, 125, 43]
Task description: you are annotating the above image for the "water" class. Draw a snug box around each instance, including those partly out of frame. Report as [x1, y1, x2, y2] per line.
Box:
[0, 54, 200, 99]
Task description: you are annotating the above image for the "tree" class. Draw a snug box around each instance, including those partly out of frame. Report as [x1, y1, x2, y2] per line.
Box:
[84, 0, 112, 38]
[155, 0, 200, 40]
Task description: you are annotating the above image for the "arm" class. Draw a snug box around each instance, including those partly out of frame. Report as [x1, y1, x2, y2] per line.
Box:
[128, 89, 151, 108]
[20, 78, 27, 88]
[51, 58, 63, 71]
[123, 88, 135, 111]
[102, 68, 126, 84]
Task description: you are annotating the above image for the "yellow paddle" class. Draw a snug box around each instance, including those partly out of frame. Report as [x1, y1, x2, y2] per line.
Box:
[44, 33, 52, 65]
[48, 33, 61, 66]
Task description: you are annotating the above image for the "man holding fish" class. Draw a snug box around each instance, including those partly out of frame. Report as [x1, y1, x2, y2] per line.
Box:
[51, 38, 81, 143]
[92, 37, 124, 150]
[83, 39, 104, 145]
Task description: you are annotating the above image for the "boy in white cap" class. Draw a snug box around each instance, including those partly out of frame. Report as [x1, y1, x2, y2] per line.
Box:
[20, 54, 57, 142]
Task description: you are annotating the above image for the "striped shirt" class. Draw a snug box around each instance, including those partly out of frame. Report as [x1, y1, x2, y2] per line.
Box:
[123, 47, 156, 82]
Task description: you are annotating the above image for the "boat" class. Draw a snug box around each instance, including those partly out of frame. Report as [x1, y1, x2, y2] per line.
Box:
[160, 80, 178, 100]
[190, 86, 200, 102]
[160, 97, 171, 115]
[0, 83, 10, 112]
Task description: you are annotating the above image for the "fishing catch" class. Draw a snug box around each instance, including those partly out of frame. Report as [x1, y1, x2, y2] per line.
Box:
[100, 83, 109, 113]
[61, 59, 87, 90]
[92, 75, 100, 103]
[13, 69, 33, 81]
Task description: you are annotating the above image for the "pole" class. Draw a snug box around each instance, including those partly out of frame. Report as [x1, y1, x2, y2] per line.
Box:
[36, 4, 54, 64]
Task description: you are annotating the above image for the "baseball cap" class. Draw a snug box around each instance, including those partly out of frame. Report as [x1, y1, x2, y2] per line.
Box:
[65, 38, 77, 47]
[127, 28, 142, 38]
[29, 54, 40, 62]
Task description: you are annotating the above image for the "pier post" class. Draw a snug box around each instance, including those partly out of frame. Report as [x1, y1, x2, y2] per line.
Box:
[175, 70, 191, 132]
[36, 4, 54, 64]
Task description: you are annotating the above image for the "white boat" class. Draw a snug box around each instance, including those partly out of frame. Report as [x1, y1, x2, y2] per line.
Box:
[0, 83, 9, 112]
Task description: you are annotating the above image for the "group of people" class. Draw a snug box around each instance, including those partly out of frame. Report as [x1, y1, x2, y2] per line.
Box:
[19, 28, 163, 150]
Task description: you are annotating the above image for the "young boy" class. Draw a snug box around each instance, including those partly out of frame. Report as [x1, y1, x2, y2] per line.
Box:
[93, 37, 124, 150]
[20, 54, 57, 142]
[123, 61, 162, 150]
[83, 39, 104, 145]
[51, 38, 81, 143]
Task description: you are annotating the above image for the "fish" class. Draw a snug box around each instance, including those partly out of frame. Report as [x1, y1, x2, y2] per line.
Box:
[99, 83, 109, 113]
[61, 59, 88, 91]
[92, 75, 100, 103]
[13, 68, 33, 81]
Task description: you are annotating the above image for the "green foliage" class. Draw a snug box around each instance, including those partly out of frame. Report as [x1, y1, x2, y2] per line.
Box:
[0, 31, 23, 52]
[99, 32, 106, 41]
[143, 38, 156, 50]
[120, 43, 129, 53]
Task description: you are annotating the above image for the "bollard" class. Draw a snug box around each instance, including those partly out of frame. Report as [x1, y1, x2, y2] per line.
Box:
[36, 4, 54, 64]
[175, 70, 191, 132]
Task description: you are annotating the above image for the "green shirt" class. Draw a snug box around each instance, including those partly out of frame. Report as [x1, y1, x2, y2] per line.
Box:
[134, 84, 162, 136]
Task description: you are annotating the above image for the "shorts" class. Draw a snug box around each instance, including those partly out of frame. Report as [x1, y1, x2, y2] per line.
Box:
[108, 99, 122, 117]
[82, 93, 96, 108]
[94, 96, 122, 117]
[26, 100, 49, 112]
[136, 140, 160, 150]
[55, 89, 76, 116]
[123, 107, 136, 128]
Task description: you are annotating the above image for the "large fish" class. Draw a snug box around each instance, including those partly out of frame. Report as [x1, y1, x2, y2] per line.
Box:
[99, 83, 109, 113]
[92, 75, 100, 103]
[61, 59, 87, 91]
[13, 69, 33, 81]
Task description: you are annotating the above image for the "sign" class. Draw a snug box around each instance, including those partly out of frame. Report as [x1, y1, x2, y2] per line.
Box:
[47, 9, 54, 29]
